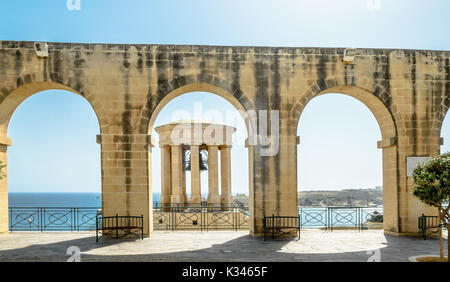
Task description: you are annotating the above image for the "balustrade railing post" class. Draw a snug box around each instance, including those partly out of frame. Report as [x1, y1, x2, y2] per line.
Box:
[201, 207, 204, 232]
[272, 214, 274, 239]
[173, 207, 176, 231]
[235, 207, 238, 231]
[359, 208, 362, 232]
[263, 216, 266, 241]
[115, 214, 119, 239]
[327, 208, 330, 231]
[41, 208, 44, 232]
[358, 208, 360, 232]
[9, 207, 12, 232]
[206, 207, 209, 232]
[96, 214, 99, 243]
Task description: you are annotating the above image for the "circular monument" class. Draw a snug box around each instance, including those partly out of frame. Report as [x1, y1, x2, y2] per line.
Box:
[155, 120, 236, 208]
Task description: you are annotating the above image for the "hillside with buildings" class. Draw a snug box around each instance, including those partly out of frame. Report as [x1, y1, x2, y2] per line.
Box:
[298, 187, 383, 207]
[233, 187, 383, 207]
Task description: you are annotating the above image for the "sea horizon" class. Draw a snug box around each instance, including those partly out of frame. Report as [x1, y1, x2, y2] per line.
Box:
[7, 192, 213, 207]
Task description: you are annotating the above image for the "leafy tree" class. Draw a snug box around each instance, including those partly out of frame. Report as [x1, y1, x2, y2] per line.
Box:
[412, 152, 450, 262]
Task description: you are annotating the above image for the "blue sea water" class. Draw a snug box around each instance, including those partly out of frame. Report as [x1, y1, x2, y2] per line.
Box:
[7, 193, 162, 231]
[8, 192, 161, 207]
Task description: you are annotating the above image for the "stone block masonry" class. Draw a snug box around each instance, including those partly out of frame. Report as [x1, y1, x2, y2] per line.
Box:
[0, 41, 449, 237]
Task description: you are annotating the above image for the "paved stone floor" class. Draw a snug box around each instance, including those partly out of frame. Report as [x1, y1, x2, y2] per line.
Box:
[0, 230, 447, 262]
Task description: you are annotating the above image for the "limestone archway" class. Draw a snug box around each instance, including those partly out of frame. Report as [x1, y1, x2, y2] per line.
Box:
[143, 82, 254, 135]
[2, 41, 447, 237]
[295, 85, 400, 233]
[0, 81, 103, 235]
[0, 81, 105, 136]
[144, 83, 254, 233]
[440, 107, 450, 153]
[432, 95, 450, 144]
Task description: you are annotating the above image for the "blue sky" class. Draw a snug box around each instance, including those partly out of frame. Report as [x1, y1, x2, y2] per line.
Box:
[2, 0, 450, 193]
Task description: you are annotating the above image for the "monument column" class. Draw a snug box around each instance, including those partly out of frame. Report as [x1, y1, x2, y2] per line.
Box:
[190, 145, 202, 206]
[220, 145, 232, 208]
[181, 146, 187, 206]
[207, 145, 220, 207]
[160, 145, 171, 207]
[170, 144, 185, 206]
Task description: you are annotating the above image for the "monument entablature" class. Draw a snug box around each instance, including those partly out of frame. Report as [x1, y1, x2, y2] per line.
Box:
[155, 119, 236, 146]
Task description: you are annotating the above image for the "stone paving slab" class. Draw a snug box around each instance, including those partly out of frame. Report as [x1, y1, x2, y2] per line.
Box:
[0, 230, 447, 262]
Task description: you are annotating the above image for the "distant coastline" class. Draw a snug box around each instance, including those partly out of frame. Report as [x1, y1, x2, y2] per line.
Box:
[9, 188, 384, 208]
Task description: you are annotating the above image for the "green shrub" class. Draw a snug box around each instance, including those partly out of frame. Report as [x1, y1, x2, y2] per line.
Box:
[412, 152, 450, 261]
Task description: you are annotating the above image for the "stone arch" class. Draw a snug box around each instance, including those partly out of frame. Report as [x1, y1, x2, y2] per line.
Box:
[0, 80, 104, 235]
[291, 78, 398, 140]
[432, 96, 450, 141]
[138, 75, 255, 135]
[141, 76, 256, 233]
[294, 79, 401, 232]
[0, 81, 105, 136]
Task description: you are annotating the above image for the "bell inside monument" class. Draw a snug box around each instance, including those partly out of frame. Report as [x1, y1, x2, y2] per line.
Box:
[184, 148, 208, 171]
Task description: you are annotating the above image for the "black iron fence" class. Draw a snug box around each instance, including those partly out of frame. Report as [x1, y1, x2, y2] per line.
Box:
[8, 206, 249, 232]
[263, 214, 300, 240]
[418, 214, 442, 240]
[299, 207, 383, 231]
[153, 206, 249, 231]
[9, 207, 101, 231]
[8, 206, 381, 232]
[96, 214, 144, 242]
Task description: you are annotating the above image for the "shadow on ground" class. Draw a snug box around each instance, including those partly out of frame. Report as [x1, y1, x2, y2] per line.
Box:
[0, 231, 447, 262]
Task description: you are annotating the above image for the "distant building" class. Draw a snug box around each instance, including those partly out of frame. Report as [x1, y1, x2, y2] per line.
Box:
[375, 186, 383, 191]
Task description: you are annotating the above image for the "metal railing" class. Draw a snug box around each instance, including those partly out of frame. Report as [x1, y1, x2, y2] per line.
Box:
[9, 207, 101, 231]
[8, 206, 381, 232]
[8, 206, 250, 232]
[153, 206, 249, 231]
[96, 214, 144, 242]
[299, 206, 383, 231]
[418, 214, 443, 240]
[263, 214, 300, 241]
[153, 201, 248, 209]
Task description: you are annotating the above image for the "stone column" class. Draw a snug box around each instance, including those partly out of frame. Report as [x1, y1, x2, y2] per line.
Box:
[160, 145, 171, 208]
[220, 145, 232, 208]
[377, 137, 399, 233]
[190, 145, 202, 206]
[182, 148, 187, 206]
[97, 134, 153, 236]
[170, 145, 185, 206]
[0, 136, 12, 235]
[250, 128, 299, 237]
[207, 145, 220, 207]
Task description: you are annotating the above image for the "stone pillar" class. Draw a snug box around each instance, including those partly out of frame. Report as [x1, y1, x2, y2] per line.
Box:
[245, 138, 255, 235]
[377, 137, 399, 233]
[160, 145, 171, 208]
[395, 134, 441, 235]
[0, 136, 12, 235]
[250, 124, 298, 237]
[207, 145, 220, 207]
[182, 149, 188, 206]
[190, 145, 202, 206]
[220, 145, 232, 208]
[97, 134, 153, 236]
[170, 145, 185, 206]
